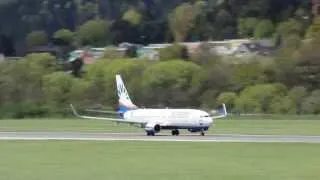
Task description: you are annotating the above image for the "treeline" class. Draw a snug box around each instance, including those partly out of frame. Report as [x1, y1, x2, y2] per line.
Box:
[0, 0, 314, 55]
[0, 33, 319, 118]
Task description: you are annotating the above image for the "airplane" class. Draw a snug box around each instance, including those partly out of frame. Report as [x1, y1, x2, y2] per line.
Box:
[70, 74, 228, 136]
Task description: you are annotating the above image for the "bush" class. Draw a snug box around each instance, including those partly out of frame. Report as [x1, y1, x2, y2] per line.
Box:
[159, 44, 189, 61]
[26, 30, 48, 47]
[103, 47, 126, 59]
[217, 92, 237, 111]
[301, 90, 320, 114]
[190, 42, 219, 65]
[53, 29, 74, 45]
[235, 83, 288, 113]
[76, 19, 110, 46]
[0, 102, 49, 119]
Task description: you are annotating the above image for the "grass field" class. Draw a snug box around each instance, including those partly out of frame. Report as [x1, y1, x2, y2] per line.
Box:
[0, 141, 319, 180]
[0, 115, 319, 135]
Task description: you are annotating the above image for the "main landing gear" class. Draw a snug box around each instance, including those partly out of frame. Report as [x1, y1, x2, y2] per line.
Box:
[171, 129, 180, 136]
[146, 131, 155, 136]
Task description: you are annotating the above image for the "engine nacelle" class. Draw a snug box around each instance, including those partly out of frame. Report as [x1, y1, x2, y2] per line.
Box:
[145, 123, 161, 133]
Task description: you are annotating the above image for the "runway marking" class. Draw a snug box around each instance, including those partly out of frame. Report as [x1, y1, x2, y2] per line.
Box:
[0, 132, 320, 143]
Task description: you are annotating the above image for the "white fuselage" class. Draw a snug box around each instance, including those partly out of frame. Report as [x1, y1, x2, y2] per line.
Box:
[123, 108, 213, 129]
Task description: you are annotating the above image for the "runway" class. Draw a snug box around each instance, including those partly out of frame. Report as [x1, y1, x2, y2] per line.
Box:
[0, 132, 320, 143]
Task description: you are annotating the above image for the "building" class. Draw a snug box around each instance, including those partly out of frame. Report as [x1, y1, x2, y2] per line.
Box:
[204, 39, 274, 57]
[313, 0, 320, 16]
[138, 39, 275, 60]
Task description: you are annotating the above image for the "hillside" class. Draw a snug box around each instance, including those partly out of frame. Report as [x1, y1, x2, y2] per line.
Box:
[0, 0, 313, 55]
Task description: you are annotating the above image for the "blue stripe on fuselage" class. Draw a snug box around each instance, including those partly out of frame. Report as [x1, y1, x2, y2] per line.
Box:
[116, 105, 128, 119]
[161, 126, 210, 132]
[117, 105, 129, 113]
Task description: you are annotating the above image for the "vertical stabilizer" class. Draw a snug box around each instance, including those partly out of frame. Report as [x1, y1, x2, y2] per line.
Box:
[116, 74, 138, 112]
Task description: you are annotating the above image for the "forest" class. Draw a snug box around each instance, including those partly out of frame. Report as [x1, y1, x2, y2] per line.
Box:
[0, 0, 319, 118]
[0, 0, 314, 54]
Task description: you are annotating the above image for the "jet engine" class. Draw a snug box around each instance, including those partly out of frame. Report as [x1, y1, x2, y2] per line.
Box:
[145, 122, 161, 135]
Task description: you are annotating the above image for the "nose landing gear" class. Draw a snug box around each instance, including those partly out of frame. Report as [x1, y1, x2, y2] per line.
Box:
[200, 128, 205, 136]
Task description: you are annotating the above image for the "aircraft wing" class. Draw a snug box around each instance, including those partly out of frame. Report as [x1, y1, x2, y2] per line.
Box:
[84, 109, 120, 115]
[70, 104, 146, 125]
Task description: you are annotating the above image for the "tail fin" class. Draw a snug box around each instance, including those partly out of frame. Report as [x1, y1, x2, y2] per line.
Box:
[116, 74, 138, 113]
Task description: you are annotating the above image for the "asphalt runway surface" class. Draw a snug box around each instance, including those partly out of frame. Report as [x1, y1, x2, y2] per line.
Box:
[0, 132, 320, 143]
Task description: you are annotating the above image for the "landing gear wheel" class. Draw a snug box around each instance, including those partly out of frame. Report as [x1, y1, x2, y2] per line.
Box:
[171, 130, 180, 136]
[147, 131, 155, 136]
[200, 132, 205, 136]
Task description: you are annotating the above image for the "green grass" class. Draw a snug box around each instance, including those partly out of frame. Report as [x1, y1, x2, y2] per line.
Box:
[0, 141, 319, 180]
[211, 119, 320, 135]
[0, 118, 138, 132]
[0, 116, 320, 135]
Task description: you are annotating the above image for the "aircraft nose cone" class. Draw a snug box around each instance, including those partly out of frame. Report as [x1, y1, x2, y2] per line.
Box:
[203, 117, 213, 125]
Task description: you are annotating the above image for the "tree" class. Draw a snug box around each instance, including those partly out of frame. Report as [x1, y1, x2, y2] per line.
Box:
[77, 1, 99, 25]
[292, 39, 320, 89]
[276, 19, 304, 38]
[83, 60, 148, 107]
[237, 17, 259, 38]
[69, 78, 91, 107]
[215, 9, 234, 28]
[254, 20, 275, 39]
[189, 0, 210, 41]
[169, 3, 197, 42]
[269, 96, 295, 114]
[109, 20, 139, 44]
[122, 8, 142, 26]
[0, 0, 310, 51]
[301, 90, 320, 114]
[281, 34, 302, 50]
[0, 53, 57, 118]
[306, 17, 320, 39]
[26, 30, 48, 47]
[287, 86, 307, 114]
[235, 83, 288, 113]
[201, 60, 233, 93]
[76, 19, 110, 46]
[142, 60, 205, 107]
[214, 9, 236, 39]
[232, 62, 268, 91]
[217, 92, 237, 111]
[53, 29, 74, 45]
[42, 72, 75, 115]
[0, 34, 15, 56]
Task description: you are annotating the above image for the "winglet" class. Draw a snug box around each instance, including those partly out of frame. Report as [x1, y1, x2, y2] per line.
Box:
[211, 104, 228, 119]
[70, 104, 80, 117]
[222, 103, 227, 116]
